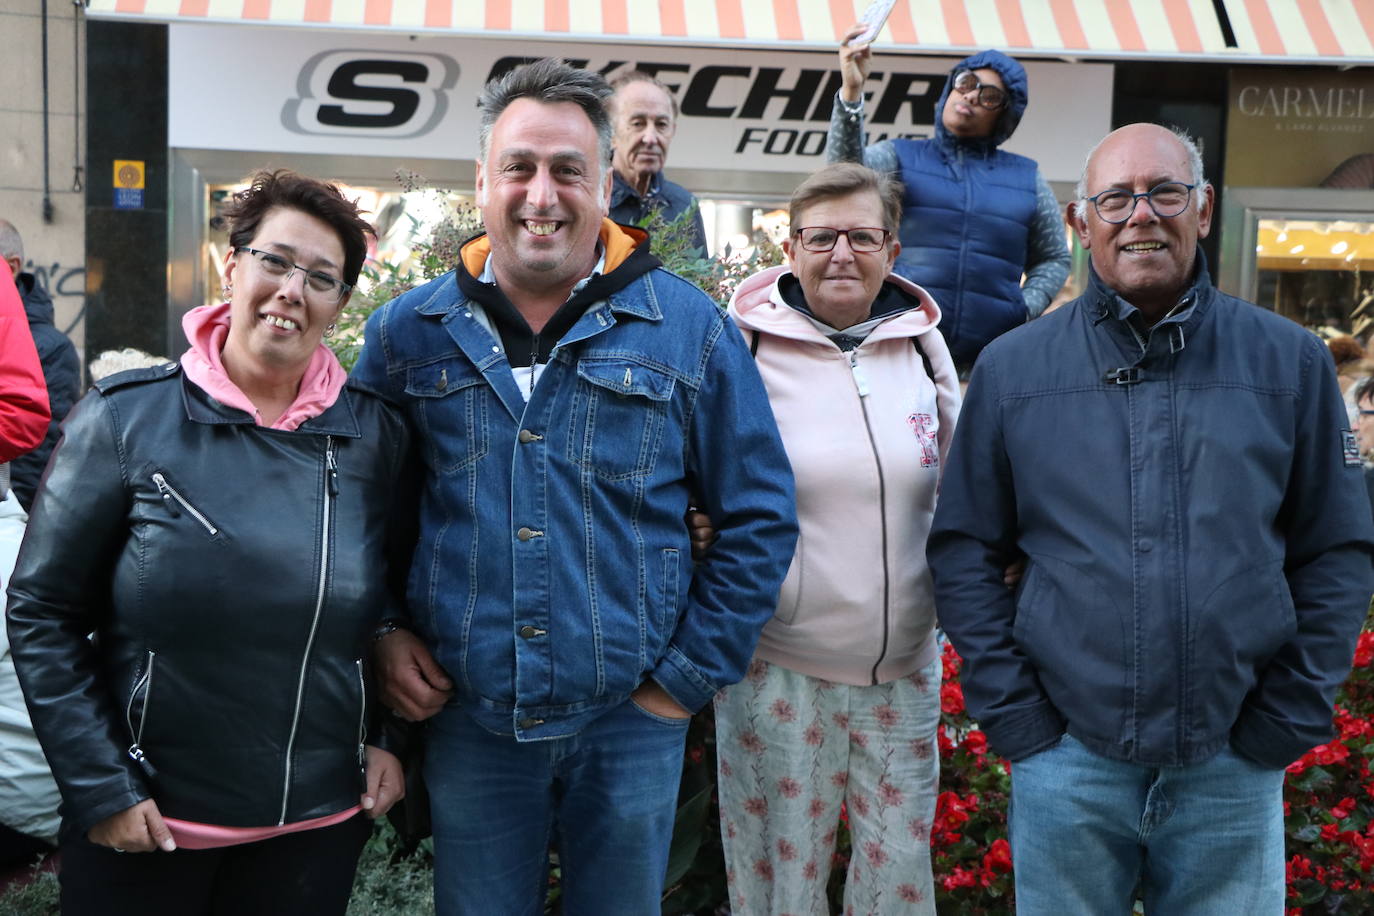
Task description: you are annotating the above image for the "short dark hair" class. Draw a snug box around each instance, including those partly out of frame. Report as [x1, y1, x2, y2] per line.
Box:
[222, 169, 374, 287]
[607, 70, 680, 121]
[478, 58, 613, 170]
[1354, 375, 1374, 407]
[788, 163, 903, 237]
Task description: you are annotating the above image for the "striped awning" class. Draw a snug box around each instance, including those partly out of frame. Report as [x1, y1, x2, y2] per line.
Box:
[84, 0, 1374, 63]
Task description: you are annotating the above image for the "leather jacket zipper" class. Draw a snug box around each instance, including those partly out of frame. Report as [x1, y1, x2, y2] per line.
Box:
[152, 473, 219, 536]
[124, 650, 158, 779]
[278, 437, 336, 824]
[848, 350, 892, 686]
[355, 658, 367, 792]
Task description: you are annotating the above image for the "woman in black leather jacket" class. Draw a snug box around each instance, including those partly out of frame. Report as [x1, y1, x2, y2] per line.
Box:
[6, 170, 410, 915]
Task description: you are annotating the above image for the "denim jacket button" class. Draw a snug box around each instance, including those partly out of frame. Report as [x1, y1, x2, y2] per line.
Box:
[516, 526, 544, 541]
[517, 717, 544, 729]
[518, 625, 547, 639]
[517, 429, 543, 444]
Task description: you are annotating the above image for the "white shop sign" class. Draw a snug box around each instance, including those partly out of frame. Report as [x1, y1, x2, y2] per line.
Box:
[169, 24, 1112, 183]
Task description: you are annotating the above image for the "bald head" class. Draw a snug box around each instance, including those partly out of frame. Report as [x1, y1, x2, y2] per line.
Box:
[0, 220, 22, 276]
[1070, 123, 1214, 324]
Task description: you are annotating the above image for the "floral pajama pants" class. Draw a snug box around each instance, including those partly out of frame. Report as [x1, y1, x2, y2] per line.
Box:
[715, 657, 940, 916]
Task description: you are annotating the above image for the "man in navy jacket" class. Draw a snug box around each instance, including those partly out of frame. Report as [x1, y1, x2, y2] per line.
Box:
[929, 123, 1374, 914]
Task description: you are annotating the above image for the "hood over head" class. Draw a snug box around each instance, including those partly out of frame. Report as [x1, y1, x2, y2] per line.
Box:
[934, 49, 1029, 154]
[15, 272, 55, 326]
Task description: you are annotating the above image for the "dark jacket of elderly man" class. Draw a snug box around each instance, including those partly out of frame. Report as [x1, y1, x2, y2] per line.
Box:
[928, 122, 1374, 916]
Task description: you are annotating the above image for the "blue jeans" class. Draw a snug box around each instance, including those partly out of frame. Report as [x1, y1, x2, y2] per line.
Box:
[1010, 733, 1285, 915]
[425, 699, 688, 916]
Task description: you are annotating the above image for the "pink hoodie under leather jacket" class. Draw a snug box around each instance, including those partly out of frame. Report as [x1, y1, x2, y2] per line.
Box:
[728, 265, 961, 686]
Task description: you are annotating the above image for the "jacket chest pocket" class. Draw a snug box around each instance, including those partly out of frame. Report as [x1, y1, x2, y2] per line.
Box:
[405, 358, 490, 474]
[565, 358, 675, 481]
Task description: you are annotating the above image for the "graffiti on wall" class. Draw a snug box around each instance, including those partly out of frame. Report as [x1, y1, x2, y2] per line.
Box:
[22, 259, 86, 338]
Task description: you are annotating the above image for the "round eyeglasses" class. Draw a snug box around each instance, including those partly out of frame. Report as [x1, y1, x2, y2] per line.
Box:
[236, 247, 351, 302]
[1084, 182, 1197, 224]
[794, 227, 890, 253]
[951, 71, 1007, 110]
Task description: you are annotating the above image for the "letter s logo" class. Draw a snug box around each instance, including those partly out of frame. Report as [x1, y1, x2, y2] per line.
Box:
[282, 51, 459, 138]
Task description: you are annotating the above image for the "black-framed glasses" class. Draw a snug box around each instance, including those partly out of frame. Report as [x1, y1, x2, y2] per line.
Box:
[794, 226, 890, 253]
[235, 247, 351, 302]
[1361, 409, 1374, 417]
[952, 70, 1007, 110]
[1085, 182, 1197, 224]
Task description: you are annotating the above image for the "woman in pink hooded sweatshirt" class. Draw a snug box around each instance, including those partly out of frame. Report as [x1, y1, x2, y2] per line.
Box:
[9, 170, 409, 915]
[714, 162, 960, 915]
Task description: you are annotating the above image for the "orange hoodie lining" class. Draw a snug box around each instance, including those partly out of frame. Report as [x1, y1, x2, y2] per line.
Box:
[458, 218, 645, 280]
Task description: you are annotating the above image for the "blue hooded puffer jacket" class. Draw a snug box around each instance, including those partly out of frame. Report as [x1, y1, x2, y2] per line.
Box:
[891, 50, 1039, 367]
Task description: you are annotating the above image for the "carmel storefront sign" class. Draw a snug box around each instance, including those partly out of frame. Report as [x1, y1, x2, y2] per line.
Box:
[1226, 68, 1374, 188]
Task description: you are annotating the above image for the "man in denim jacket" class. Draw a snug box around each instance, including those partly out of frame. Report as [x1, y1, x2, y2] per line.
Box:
[352, 58, 797, 915]
[929, 123, 1374, 914]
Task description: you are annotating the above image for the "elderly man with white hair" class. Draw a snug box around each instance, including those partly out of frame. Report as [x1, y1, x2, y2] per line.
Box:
[928, 123, 1374, 914]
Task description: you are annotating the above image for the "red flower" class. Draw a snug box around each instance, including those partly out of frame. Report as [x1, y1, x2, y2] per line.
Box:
[982, 838, 1013, 874]
[940, 681, 965, 715]
[1312, 741, 1351, 766]
[1331, 796, 1357, 820]
[1353, 630, 1374, 668]
[963, 729, 988, 756]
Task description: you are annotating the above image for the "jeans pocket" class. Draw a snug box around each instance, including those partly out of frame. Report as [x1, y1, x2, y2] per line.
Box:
[627, 698, 692, 727]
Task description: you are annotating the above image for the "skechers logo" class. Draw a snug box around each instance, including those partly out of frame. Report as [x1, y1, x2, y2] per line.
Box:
[282, 51, 459, 138]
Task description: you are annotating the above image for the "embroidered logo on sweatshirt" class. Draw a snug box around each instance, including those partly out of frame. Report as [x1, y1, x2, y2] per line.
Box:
[1344, 429, 1362, 468]
[908, 413, 938, 467]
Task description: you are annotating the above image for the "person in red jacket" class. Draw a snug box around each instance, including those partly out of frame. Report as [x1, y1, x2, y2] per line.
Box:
[0, 259, 49, 466]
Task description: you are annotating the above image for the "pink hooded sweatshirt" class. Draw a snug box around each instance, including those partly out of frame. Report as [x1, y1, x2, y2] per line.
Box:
[728, 266, 961, 685]
[179, 302, 346, 431]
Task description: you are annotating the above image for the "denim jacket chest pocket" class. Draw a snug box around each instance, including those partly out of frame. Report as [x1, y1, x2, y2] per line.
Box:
[404, 356, 490, 474]
[565, 357, 676, 481]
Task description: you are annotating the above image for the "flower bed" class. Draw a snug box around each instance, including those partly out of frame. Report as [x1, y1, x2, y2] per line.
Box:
[928, 615, 1374, 915]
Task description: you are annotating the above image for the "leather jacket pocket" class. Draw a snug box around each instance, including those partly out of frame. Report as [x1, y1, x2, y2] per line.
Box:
[567, 358, 675, 481]
[151, 473, 223, 539]
[404, 357, 489, 474]
[124, 650, 158, 779]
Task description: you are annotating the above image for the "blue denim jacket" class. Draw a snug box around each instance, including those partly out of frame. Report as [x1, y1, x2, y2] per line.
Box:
[353, 238, 797, 741]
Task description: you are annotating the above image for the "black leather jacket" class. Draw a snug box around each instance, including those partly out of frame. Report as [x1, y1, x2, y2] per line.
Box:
[6, 363, 411, 834]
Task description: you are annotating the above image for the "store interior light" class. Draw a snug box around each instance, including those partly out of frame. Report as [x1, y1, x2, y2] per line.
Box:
[1333, 241, 1350, 255]
[1276, 231, 1289, 243]
[1290, 244, 1305, 254]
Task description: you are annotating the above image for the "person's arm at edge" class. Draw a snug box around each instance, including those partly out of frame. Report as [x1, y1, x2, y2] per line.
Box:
[647, 313, 798, 714]
[5, 391, 149, 836]
[0, 260, 50, 462]
[1231, 334, 1374, 769]
[1022, 171, 1071, 319]
[926, 349, 1064, 760]
[352, 302, 454, 722]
